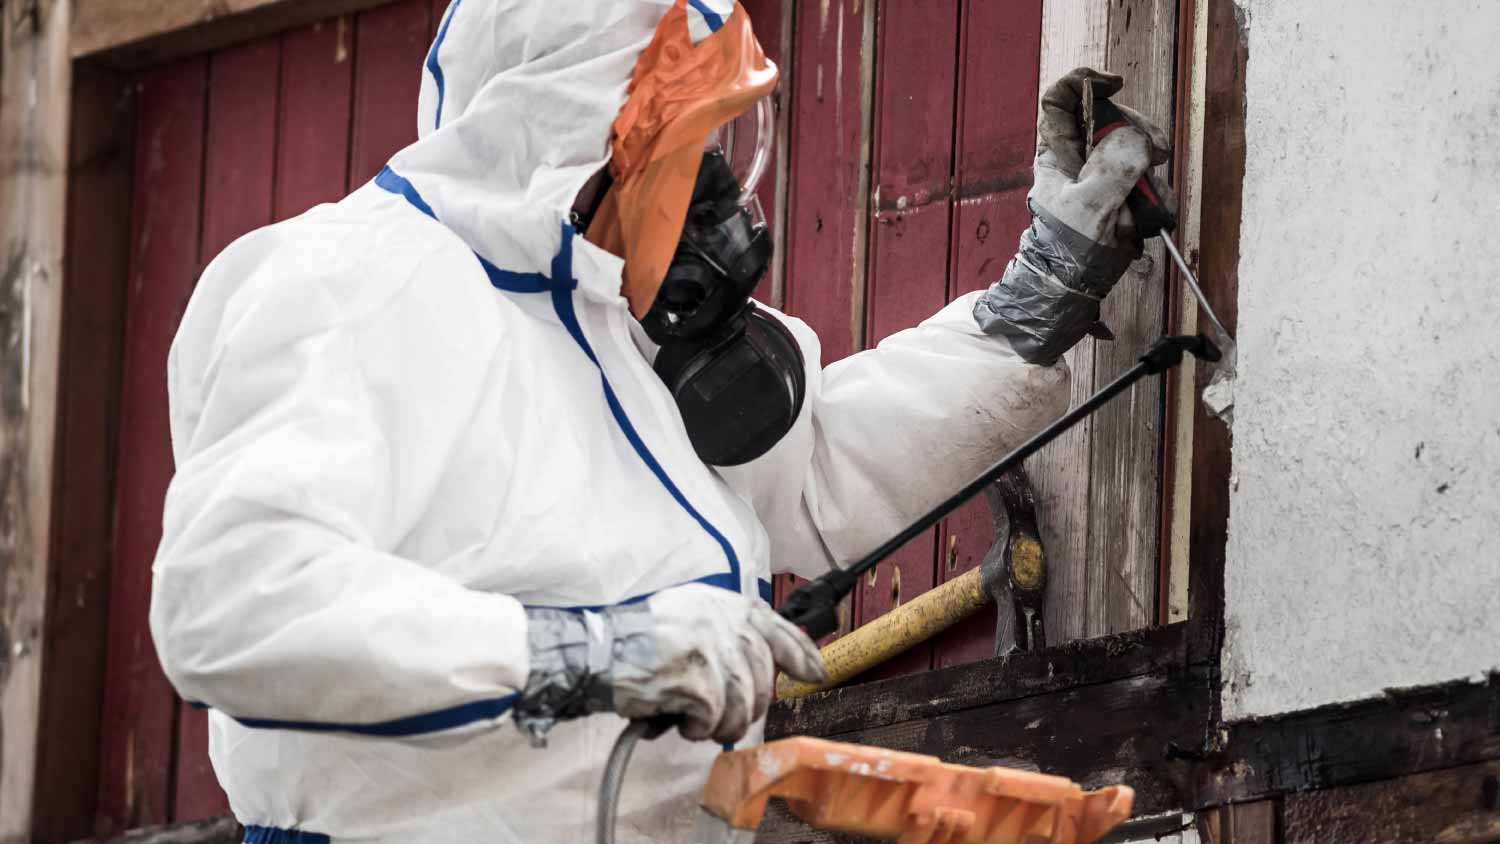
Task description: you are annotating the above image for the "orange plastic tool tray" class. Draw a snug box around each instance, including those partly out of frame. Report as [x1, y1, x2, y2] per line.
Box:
[701, 736, 1133, 844]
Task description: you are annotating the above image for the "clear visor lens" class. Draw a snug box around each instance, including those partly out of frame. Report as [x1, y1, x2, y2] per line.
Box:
[707, 96, 774, 205]
[680, 191, 766, 277]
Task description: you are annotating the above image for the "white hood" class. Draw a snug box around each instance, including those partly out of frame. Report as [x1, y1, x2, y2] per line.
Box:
[387, 0, 737, 303]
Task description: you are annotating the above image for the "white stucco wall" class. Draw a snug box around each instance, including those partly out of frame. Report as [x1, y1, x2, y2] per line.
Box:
[1222, 0, 1500, 719]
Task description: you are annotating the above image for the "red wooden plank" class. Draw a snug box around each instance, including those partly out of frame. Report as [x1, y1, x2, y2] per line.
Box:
[348, 0, 431, 188]
[850, 0, 961, 681]
[96, 57, 208, 836]
[168, 36, 283, 824]
[276, 17, 356, 219]
[276, 19, 357, 221]
[774, 0, 871, 642]
[432, 0, 451, 39]
[782, 0, 871, 363]
[933, 0, 1044, 669]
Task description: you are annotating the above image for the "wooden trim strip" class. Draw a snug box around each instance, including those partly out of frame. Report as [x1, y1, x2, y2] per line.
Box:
[0, 0, 73, 838]
[31, 61, 137, 844]
[73, 0, 397, 67]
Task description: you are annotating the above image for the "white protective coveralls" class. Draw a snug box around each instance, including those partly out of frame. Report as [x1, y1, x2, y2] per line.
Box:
[149, 1, 1071, 842]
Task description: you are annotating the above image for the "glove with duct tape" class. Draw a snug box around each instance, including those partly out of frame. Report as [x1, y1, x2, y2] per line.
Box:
[514, 583, 826, 745]
[974, 68, 1174, 364]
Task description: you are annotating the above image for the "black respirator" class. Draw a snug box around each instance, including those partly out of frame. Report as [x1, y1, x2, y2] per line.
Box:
[640, 149, 805, 467]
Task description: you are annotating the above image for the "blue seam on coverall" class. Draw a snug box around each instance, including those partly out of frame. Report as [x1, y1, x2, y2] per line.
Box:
[425, 0, 463, 131]
[243, 825, 331, 844]
[687, 0, 725, 31]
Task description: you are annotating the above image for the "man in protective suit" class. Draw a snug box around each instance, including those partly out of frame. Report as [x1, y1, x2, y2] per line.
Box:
[149, 0, 1169, 841]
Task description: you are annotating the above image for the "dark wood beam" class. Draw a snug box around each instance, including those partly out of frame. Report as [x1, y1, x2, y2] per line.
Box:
[768, 623, 1192, 739]
[1197, 675, 1500, 808]
[73, 0, 398, 67]
[1282, 761, 1500, 844]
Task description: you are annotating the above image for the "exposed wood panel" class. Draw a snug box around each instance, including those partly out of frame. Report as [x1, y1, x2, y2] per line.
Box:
[347, 0, 430, 188]
[96, 57, 209, 835]
[170, 36, 283, 823]
[1030, 0, 1107, 646]
[1027, 0, 1177, 644]
[934, 0, 1044, 670]
[1089, 0, 1175, 637]
[850, 0, 963, 680]
[72, 0, 396, 67]
[31, 60, 136, 844]
[275, 18, 356, 220]
[0, 0, 73, 839]
[1283, 763, 1500, 844]
[1161, 0, 1205, 627]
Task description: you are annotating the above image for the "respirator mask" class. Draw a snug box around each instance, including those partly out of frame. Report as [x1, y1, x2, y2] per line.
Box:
[642, 101, 805, 467]
[578, 4, 798, 465]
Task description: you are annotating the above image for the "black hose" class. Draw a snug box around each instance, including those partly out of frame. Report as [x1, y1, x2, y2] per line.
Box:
[598, 719, 652, 844]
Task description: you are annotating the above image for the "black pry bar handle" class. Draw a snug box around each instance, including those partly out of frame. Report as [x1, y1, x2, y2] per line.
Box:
[1087, 96, 1178, 240]
[778, 333, 1221, 640]
[637, 334, 1220, 742]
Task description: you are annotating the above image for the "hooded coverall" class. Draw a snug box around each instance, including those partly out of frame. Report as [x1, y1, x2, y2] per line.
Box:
[149, 1, 1071, 841]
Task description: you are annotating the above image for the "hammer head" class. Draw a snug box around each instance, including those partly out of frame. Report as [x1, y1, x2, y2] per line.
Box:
[982, 468, 1048, 654]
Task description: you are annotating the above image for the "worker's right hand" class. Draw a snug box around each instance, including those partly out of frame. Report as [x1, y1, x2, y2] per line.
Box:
[617, 583, 827, 743]
[972, 68, 1173, 365]
[513, 583, 825, 745]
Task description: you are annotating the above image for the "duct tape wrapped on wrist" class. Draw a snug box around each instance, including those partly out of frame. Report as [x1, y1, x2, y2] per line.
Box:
[514, 605, 658, 745]
[973, 201, 1140, 365]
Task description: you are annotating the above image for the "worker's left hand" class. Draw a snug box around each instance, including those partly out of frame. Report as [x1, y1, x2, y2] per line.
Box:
[615, 583, 827, 743]
[514, 584, 824, 745]
[973, 68, 1174, 364]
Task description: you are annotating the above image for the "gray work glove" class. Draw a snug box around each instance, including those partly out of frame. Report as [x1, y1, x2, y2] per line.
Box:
[514, 583, 826, 745]
[974, 68, 1174, 364]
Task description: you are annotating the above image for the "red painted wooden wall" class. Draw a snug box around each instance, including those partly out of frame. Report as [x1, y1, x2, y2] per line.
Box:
[99, 2, 435, 829]
[97, 0, 1041, 830]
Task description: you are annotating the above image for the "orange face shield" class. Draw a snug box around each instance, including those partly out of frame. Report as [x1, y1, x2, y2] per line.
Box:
[586, 2, 779, 317]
